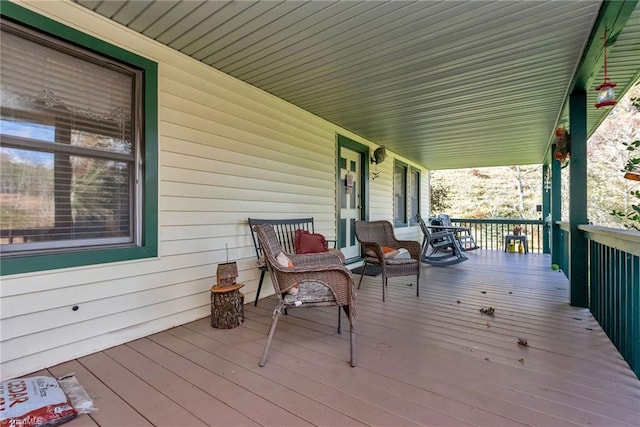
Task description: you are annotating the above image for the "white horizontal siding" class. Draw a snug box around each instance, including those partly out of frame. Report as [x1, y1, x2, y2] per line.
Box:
[0, 0, 427, 381]
[369, 154, 394, 221]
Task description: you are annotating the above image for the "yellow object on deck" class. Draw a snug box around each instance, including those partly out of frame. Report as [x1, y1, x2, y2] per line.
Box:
[504, 234, 529, 253]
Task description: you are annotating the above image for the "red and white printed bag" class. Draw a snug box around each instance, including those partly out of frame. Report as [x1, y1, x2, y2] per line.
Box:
[0, 376, 77, 427]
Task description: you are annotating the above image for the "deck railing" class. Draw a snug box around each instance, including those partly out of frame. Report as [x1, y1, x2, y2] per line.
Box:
[580, 225, 640, 378]
[448, 217, 547, 253]
[556, 222, 640, 377]
[558, 222, 571, 275]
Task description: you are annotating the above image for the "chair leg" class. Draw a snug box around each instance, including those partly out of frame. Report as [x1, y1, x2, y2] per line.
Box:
[350, 320, 356, 367]
[337, 307, 342, 334]
[416, 272, 420, 298]
[342, 306, 356, 367]
[357, 262, 367, 289]
[259, 307, 282, 367]
[382, 274, 386, 302]
[254, 270, 266, 306]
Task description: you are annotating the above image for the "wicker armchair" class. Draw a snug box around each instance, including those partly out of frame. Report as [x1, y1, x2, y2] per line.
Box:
[254, 224, 356, 367]
[353, 220, 421, 302]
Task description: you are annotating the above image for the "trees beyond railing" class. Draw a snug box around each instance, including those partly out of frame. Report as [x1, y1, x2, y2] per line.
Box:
[447, 217, 547, 253]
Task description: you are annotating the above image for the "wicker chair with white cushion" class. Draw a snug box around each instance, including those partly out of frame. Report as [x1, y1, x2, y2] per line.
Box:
[254, 223, 355, 367]
[354, 220, 421, 302]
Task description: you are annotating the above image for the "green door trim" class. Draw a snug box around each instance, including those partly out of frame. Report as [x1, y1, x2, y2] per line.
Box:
[336, 134, 369, 262]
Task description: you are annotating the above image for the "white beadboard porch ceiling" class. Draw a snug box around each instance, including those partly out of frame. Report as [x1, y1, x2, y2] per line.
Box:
[73, 0, 640, 170]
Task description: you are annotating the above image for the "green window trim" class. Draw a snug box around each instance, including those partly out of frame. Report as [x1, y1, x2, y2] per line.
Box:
[394, 160, 421, 228]
[409, 166, 421, 226]
[0, 1, 158, 275]
[394, 160, 409, 227]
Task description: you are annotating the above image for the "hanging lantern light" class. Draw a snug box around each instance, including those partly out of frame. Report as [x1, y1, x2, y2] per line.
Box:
[594, 28, 618, 109]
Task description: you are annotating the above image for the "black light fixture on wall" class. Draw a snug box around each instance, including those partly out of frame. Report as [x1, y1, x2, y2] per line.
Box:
[371, 146, 387, 165]
[371, 146, 386, 180]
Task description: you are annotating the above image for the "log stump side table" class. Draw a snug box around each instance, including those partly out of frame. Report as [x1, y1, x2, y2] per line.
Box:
[210, 283, 245, 329]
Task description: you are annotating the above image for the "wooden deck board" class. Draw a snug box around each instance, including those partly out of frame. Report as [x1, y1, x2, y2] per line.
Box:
[174, 322, 420, 427]
[243, 309, 640, 426]
[78, 351, 208, 426]
[233, 321, 517, 426]
[145, 331, 323, 426]
[241, 309, 617, 427]
[125, 337, 299, 427]
[25, 250, 638, 426]
[103, 344, 260, 427]
[47, 360, 144, 427]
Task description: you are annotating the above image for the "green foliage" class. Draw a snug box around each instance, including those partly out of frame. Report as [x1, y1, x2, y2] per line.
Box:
[611, 202, 640, 231]
[1, 152, 54, 229]
[610, 166, 640, 230]
[72, 157, 129, 236]
[609, 87, 640, 230]
[1, 150, 129, 236]
[430, 182, 451, 215]
[430, 165, 542, 219]
[621, 140, 640, 173]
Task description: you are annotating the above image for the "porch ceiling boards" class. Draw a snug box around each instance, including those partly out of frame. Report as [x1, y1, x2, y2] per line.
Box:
[44, 250, 639, 426]
[73, 1, 640, 170]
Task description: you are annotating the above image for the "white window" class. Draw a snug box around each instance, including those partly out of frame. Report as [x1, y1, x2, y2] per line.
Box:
[1, 20, 140, 254]
[394, 160, 420, 226]
[394, 161, 408, 226]
[409, 168, 420, 225]
[0, 8, 157, 274]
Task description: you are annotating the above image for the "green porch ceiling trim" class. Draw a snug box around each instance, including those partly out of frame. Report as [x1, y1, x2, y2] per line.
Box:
[549, 0, 638, 155]
[569, 89, 589, 308]
[0, 1, 159, 275]
[572, 0, 639, 91]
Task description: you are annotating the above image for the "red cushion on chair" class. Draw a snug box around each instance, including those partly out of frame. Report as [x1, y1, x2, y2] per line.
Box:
[294, 229, 329, 254]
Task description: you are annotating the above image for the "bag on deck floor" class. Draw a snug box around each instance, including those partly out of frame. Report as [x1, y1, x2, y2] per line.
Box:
[0, 376, 77, 427]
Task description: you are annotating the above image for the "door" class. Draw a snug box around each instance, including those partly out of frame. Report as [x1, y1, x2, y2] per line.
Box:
[338, 146, 363, 261]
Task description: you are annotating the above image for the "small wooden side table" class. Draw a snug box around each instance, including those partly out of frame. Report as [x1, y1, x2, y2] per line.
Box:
[210, 283, 245, 329]
[504, 235, 528, 253]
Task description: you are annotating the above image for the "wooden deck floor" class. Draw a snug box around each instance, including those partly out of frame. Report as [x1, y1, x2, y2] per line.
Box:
[42, 250, 639, 426]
